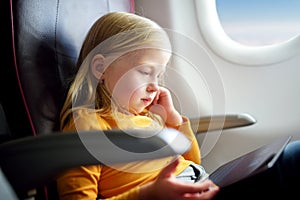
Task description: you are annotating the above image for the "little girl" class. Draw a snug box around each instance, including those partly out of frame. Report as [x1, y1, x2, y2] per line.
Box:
[57, 12, 219, 200]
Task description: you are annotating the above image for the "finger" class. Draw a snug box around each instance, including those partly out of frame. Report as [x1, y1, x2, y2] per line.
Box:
[176, 179, 216, 194]
[179, 181, 219, 200]
[153, 90, 161, 104]
[183, 188, 219, 200]
[157, 87, 170, 98]
[197, 185, 220, 200]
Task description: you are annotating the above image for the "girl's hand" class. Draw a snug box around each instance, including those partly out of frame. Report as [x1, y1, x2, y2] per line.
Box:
[139, 158, 220, 200]
[149, 87, 183, 126]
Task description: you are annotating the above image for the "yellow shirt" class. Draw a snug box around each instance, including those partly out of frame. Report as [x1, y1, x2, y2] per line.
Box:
[56, 109, 201, 200]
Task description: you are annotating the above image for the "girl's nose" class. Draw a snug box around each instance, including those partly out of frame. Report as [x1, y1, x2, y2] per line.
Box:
[146, 82, 159, 93]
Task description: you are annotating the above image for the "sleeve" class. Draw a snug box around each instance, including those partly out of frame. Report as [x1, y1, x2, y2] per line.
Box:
[56, 165, 101, 200]
[167, 116, 201, 165]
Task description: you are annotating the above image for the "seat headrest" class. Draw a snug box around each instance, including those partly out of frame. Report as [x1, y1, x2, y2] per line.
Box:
[12, 0, 133, 134]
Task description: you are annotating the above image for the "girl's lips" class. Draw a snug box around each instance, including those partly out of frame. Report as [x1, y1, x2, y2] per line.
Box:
[141, 98, 152, 105]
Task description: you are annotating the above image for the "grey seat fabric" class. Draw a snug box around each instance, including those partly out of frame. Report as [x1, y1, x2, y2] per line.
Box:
[12, 0, 132, 135]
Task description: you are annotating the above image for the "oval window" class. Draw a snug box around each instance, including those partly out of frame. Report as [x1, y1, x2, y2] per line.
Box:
[216, 0, 300, 46]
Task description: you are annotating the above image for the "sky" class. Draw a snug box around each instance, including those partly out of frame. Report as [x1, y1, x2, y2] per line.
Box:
[216, 0, 300, 45]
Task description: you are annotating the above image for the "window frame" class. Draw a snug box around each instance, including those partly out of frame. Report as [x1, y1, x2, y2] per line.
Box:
[194, 0, 300, 66]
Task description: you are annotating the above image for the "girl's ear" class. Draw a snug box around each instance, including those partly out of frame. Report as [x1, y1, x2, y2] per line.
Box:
[91, 54, 106, 80]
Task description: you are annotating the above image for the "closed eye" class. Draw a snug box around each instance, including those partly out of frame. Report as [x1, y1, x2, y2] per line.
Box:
[138, 70, 151, 76]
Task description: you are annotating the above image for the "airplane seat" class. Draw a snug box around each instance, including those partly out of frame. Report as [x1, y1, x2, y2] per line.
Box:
[2, 0, 134, 199]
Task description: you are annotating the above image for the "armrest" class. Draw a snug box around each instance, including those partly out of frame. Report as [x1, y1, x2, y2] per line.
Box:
[190, 113, 256, 134]
[0, 168, 18, 200]
[0, 128, 190, 193]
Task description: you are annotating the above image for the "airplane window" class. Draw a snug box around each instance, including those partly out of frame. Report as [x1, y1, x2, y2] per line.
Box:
[195, 0, 300, 65]
[216, 0, 300, 46]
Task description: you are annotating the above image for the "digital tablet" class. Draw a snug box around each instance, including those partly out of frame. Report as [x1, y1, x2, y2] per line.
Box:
[209, 135, 292, 187]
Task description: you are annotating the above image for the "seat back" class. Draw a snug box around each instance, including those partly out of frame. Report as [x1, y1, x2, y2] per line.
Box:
[11, 0, 134, 136]
[1, 0, 134, 199]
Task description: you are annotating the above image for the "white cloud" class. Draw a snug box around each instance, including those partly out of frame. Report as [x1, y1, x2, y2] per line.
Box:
[221, 21, 300, 46]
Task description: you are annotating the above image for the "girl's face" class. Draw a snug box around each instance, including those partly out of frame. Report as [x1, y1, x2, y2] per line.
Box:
[103, 49, 171, 115]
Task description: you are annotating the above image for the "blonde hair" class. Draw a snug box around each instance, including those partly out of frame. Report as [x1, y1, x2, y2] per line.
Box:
[60, 12, 171, 129]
